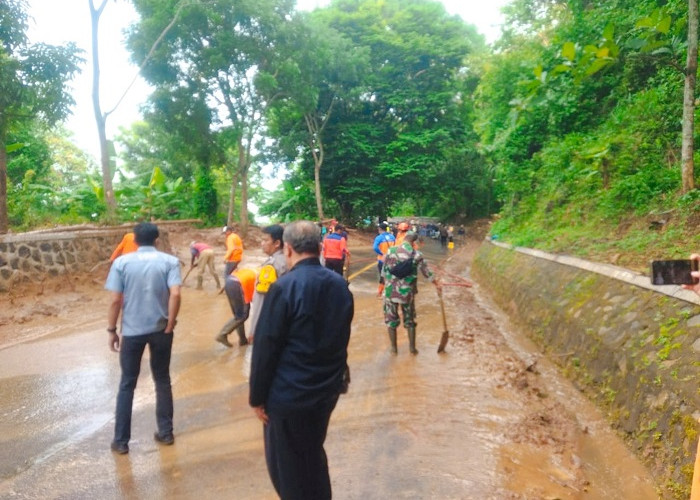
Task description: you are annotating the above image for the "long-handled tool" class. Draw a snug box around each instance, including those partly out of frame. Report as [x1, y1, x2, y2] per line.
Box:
[343, 258, 351, 284]
[182, 266, 194, 285]
[182, 264, 196, 285]
[437, 288, 449, 353]
[89, 259, 111, 273]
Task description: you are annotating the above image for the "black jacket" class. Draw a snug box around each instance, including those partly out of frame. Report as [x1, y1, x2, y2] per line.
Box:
[249, 257, 354, 415]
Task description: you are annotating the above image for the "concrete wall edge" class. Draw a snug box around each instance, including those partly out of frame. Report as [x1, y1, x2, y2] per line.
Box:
[488, 237, 700, 305]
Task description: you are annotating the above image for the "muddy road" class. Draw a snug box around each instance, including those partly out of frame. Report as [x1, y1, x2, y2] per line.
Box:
[0, 228, 659, 499]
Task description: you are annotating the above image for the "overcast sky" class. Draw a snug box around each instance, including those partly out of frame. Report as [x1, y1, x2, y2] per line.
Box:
[26, 0, 509, 162]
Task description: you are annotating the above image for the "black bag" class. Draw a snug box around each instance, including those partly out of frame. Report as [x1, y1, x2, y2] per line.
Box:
[388, 251, 415, 278]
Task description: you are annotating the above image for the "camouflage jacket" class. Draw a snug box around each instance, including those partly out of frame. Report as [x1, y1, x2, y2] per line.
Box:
[382, 241, 434, 304]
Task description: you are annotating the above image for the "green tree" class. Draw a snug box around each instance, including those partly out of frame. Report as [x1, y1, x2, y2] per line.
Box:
[261, 13, 368, 220]
[127, 0, 296, 235]
[7, 125, 101, 228]
[0, 0, 82, 233]
[306, 0, 487, 221]
[193, 166, 218, 223]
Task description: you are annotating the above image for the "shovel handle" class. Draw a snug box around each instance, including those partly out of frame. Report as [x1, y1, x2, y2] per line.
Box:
[437, 290, 450, 353]
[438, 292, 448, 332]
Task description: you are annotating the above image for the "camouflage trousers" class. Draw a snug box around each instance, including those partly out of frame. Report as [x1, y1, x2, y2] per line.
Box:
[383, 299, 417, 328]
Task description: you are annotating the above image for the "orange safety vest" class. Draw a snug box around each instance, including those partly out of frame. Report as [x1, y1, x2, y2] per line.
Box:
[225, 232, 243, 262]
[323, 233, 348, 260]
[231, 268, 257, 304]
[376, 238, 394, 262]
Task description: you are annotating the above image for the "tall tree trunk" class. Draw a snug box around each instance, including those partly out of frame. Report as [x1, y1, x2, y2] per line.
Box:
[682, 0, 699, 193]
[90, 0, 117, 222]
[0, 130, 7, 233]
[305, 114, 325, 220]
[238, 135, 249, 237]
[227, 167, 239, 228]
[313, 155, 324, 221]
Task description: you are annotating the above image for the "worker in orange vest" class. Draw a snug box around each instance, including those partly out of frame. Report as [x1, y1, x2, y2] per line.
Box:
[222, 225, 244, 277]
[110, 232, 138, 262]
[322, 224, 350, 276]
[216, 267, 256, 347]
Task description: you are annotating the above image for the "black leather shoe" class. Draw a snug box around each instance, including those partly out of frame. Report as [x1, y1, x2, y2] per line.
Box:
[154, 432, 175, 445]
[110, 441, 129, 454]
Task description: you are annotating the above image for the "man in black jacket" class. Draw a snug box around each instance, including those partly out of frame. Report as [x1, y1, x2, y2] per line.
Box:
[249, 220, 354, 500]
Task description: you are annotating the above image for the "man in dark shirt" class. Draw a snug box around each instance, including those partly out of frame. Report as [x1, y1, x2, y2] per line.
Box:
[249, 220, 354, 500]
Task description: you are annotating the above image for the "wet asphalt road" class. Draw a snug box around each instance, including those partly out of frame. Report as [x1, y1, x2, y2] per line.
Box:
[0, 240, 659, 499]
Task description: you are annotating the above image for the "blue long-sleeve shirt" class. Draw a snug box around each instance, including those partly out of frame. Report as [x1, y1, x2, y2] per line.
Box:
[373, 231, 396, 256]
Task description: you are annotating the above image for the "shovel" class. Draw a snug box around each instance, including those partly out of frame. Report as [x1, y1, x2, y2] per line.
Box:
[182, 265, 195, 285]
[437, 288, 449, 353]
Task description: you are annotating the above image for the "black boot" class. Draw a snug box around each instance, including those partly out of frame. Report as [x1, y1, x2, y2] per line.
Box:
[387, 327, 398, 354]
[407, 327, 418, 355]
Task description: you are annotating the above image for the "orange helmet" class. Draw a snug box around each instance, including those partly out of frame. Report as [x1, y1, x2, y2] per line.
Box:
[398, 222, 409, 231]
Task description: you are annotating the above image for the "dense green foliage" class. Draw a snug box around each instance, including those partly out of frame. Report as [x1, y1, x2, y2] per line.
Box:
[1, 0, 82, 232]
[4, 0, 700, 284]
[481, 0, 700, 273]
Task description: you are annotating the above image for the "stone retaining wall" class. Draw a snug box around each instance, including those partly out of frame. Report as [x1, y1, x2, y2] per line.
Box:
[473, 239, 700, 498]
[0, 223, 180, 293]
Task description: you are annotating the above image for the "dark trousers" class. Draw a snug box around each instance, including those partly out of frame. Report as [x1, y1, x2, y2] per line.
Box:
[377, 260, 384, 284]
[114, 331, 174, 445]
[325, 258, 344, 276]
[219, 276, 250, 341]
[264, 396, 339, 500]
[224, 260, 239, 278]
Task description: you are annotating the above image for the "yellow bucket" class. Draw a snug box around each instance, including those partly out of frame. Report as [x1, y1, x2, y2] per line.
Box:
[447, 241, 454, 249]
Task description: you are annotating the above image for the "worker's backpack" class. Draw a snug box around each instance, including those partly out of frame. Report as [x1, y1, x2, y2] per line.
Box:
[388, 251, 415, 278]
[255, 264, 278, 293]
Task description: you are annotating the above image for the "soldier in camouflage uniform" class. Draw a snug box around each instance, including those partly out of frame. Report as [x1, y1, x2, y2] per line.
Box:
[382, 231, 440, 354]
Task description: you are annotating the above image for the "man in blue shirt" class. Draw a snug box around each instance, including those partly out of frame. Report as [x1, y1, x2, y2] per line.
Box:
[250, 220, 353, 500]
[105, 222, 182, 454]
[372, 221, 396, 297]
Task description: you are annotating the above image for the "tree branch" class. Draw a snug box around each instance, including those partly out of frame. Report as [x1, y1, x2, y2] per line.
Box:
[106, 0, 204, 116]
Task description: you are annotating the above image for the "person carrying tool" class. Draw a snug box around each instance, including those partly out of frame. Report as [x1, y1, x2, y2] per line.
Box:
[382, 231, 440, 355]
[222, 225, 244, 277]
[189, 241, 220, 290]
[372, 222, 395, 297]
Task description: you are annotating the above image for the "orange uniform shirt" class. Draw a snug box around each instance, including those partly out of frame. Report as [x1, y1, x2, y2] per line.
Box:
[322, 233, 349, 260]
[232, 268, 257, 304]
[225, 232, 243, 263]
[110, 233, 138, 262]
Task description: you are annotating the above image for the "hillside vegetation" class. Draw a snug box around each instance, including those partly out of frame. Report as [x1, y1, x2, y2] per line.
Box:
[483, 0, 700, 271]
